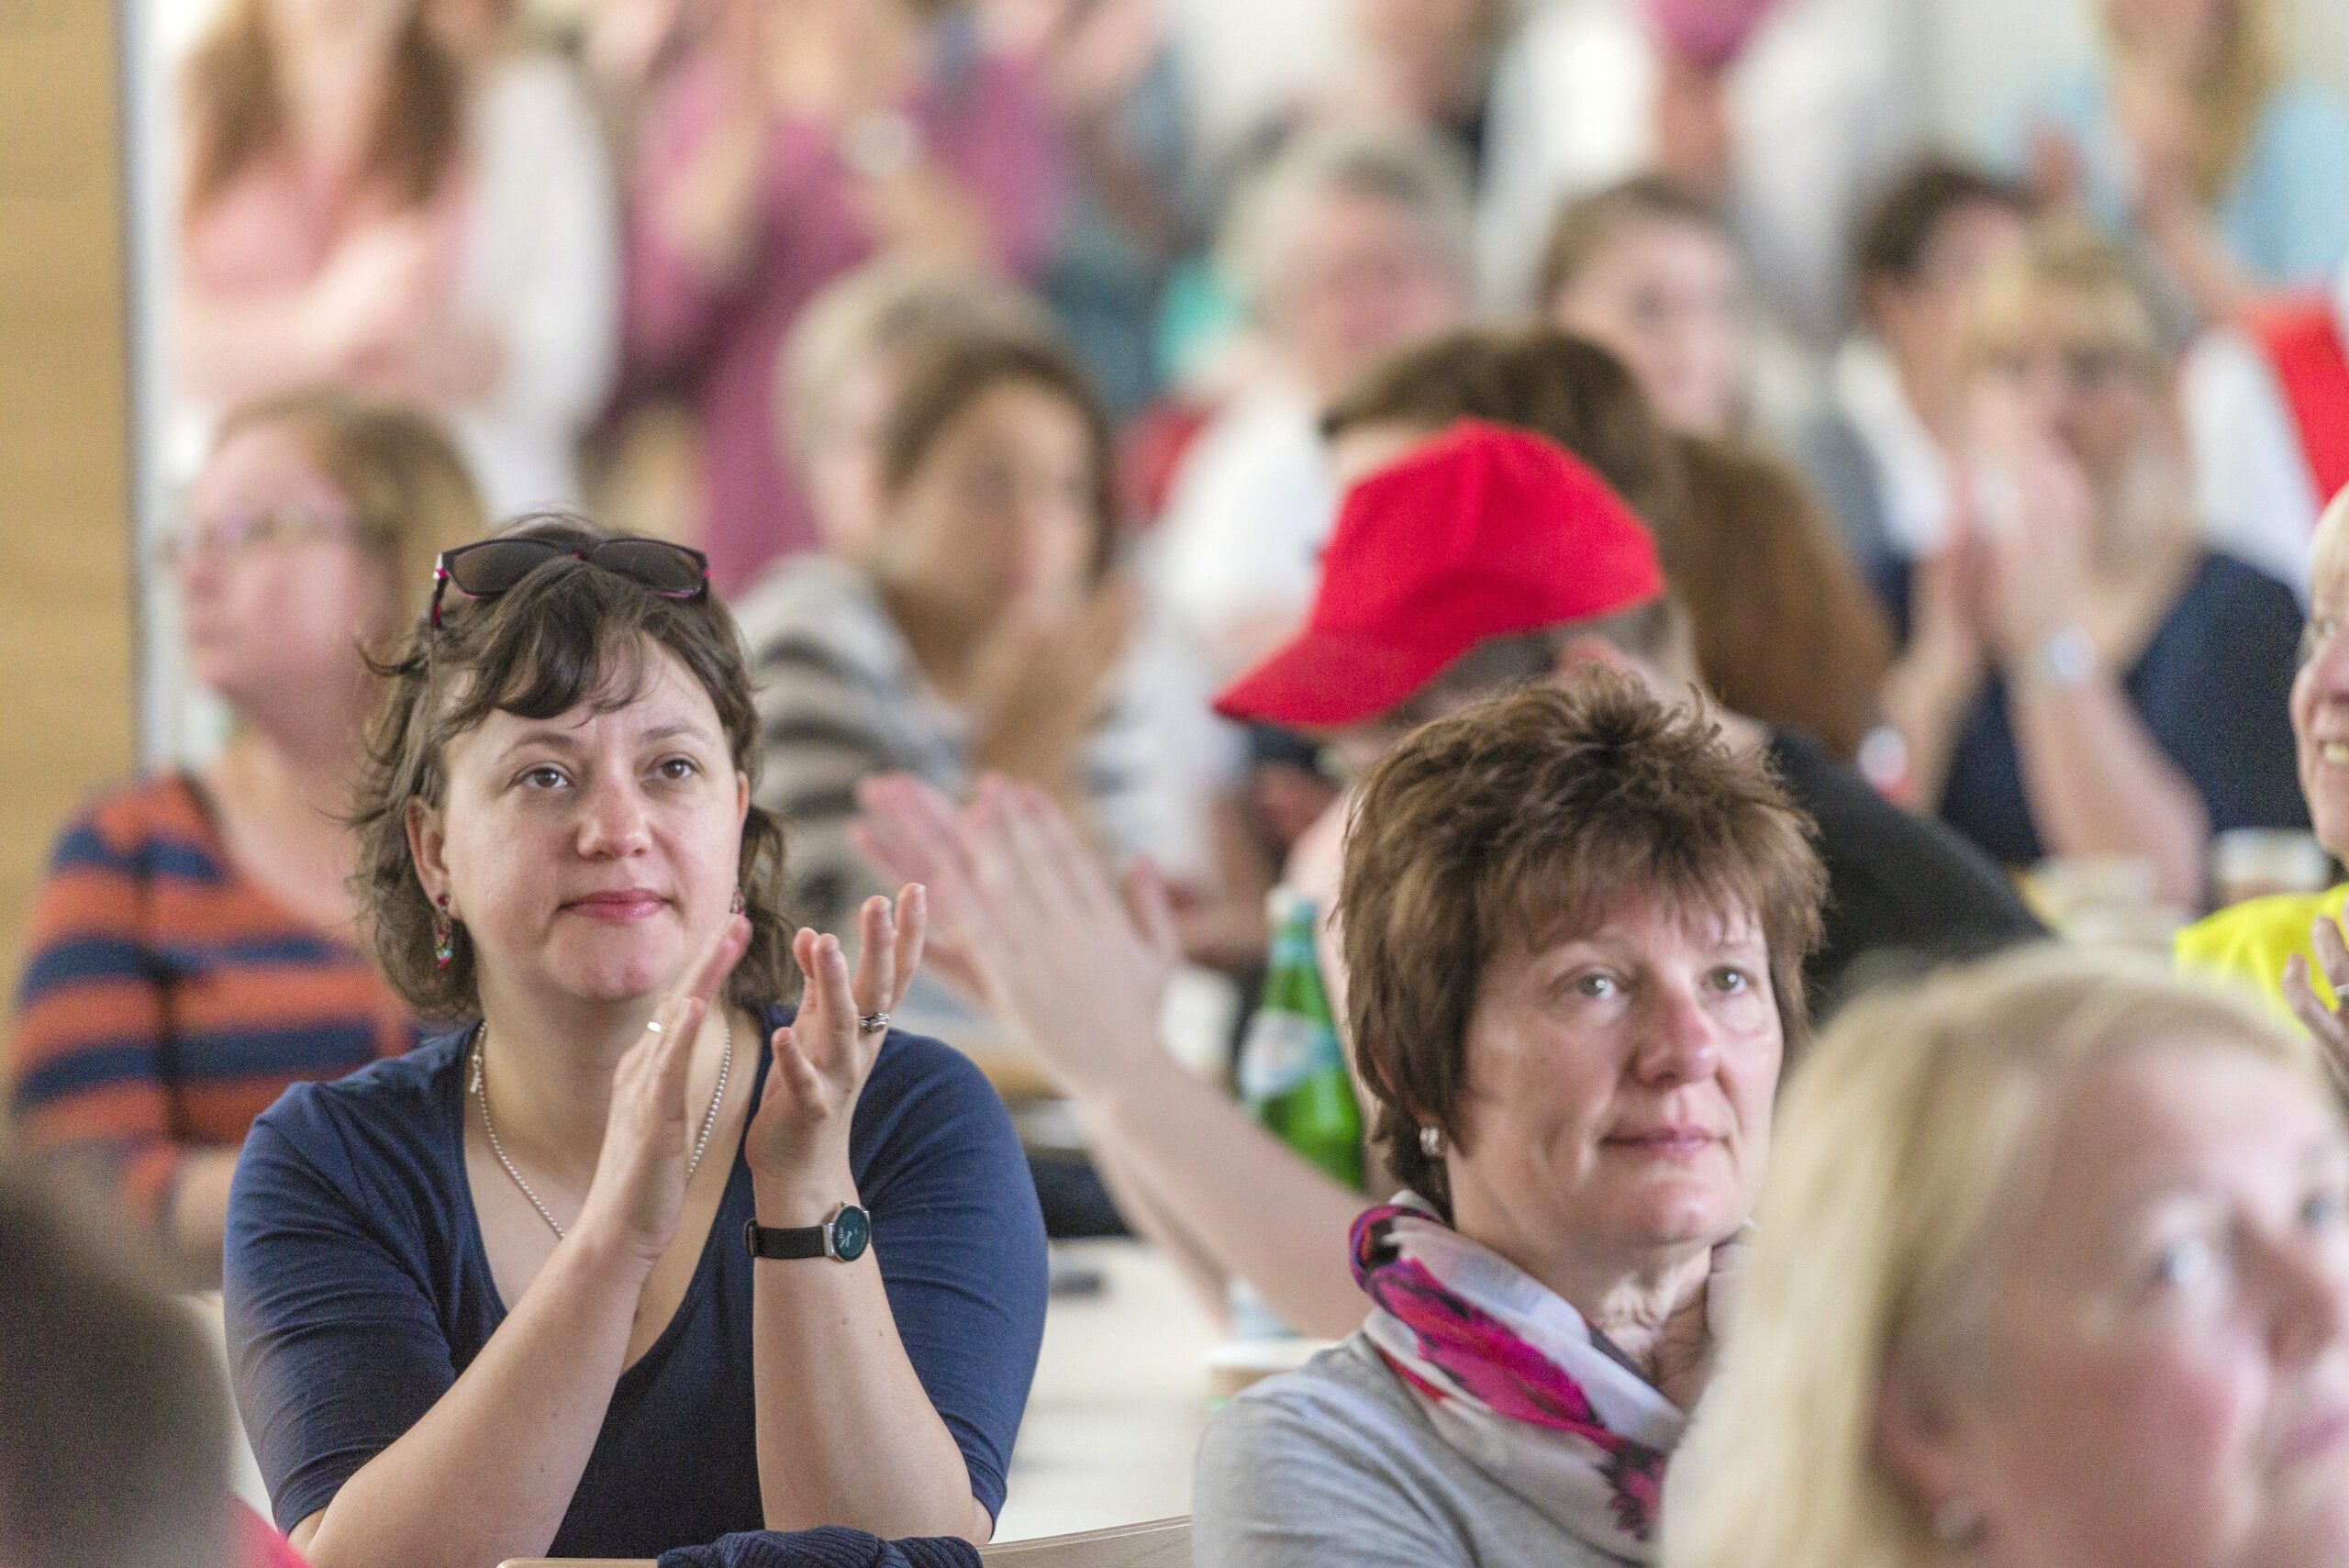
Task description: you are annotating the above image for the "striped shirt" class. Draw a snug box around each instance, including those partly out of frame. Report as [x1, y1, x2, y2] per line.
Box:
[7, 773, 416, 1228]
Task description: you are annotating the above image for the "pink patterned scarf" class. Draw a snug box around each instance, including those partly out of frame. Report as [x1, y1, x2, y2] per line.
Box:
[1351, 1196, 1742, 1559]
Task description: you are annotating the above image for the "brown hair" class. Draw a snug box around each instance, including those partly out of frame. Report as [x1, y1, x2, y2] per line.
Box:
[1852, 158, 2032, 289]
[181, 0, 463, 221]
[1535, 174, 1732, 314]
[1341, 675, 1826, 1217]
[1322, 326, 1688, 528]
[1966, 218, 2166, 378]
[351, 515, 793, 1021]
[214, 385, 487, 645]
[876, 331, 1120, 579]
[1659, 435, 1895, 761]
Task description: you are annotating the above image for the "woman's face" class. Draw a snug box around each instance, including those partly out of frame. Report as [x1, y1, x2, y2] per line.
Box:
[1932, 1042, 2349, 1568]
[804, 355, 900, 560]
[1970, 299, 2166, 498]
[870, 378, 1100, 632]
[2102, 0, 2234, 61]
[1549, 217, 1748, 436]
[414, 642, 751, 1013]
[1274, 190, 1468, 400]
[178, 421, 393, 717]
[1443, 892, 1783, 1285]
[2291, 574, 2349, 858]
[265, 0, 417, 50]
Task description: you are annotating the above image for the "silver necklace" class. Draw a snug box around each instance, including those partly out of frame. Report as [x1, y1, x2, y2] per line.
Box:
[469, 1016, 733, 1240]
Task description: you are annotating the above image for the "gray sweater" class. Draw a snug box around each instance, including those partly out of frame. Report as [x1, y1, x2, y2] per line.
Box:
[1192, 1334, 1638, 1568]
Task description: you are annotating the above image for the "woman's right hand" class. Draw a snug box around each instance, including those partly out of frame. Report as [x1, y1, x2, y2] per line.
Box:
[574, 915, 752, 1269]
[2282, 916, 2349, 1086]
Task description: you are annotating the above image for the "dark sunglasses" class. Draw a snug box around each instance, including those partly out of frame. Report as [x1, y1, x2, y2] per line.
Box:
[429, 537, 709, 631]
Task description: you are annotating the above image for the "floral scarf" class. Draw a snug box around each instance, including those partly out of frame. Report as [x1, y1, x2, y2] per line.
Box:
[1351, 1195, 1743, 1561]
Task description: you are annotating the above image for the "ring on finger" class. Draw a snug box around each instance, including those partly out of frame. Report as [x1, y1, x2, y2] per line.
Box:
[858, 1010, 891, 1037]
[645, 1020, 664, 1034]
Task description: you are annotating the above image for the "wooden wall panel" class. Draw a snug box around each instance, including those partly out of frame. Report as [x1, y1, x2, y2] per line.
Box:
[0, 0, 136, 1054]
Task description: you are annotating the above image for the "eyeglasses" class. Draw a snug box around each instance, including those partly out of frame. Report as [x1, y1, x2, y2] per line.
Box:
[159, 508, 376, 569]
[428, 537, 710, 631]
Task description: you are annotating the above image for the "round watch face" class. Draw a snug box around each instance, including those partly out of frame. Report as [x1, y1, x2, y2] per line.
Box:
[829, 1205, 873, 1262]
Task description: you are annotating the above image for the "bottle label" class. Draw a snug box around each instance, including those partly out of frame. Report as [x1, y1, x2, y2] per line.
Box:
[1236, 1011, 1327, 1104]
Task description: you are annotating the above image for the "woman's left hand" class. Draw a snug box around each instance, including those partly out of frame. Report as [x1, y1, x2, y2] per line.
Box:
[2283, 915, 2349, 1085]
[745, 887, 927, 1197]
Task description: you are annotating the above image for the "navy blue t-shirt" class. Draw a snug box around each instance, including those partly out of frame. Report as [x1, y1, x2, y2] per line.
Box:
[223, 1009, 1047, 1559]
[1881, 551, 2309, 872]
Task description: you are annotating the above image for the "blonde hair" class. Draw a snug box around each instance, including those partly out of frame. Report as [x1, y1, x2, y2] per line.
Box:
[2310, 483, 2349, 610]
[1966, 219, 2165, 375]
[2102, 0, 2283, 205]
[1220, 123, 1475, 317]
[213, 387, 487, 639]
[1662, 944, 2332, 1568]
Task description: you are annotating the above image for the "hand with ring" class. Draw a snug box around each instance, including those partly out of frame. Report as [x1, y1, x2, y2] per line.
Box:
[2282, 912, 2349, 1088]
[743, 887, 927, 1204]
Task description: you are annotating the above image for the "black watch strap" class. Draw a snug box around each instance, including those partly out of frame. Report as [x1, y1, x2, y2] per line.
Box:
[742, 1218, 828, 1261]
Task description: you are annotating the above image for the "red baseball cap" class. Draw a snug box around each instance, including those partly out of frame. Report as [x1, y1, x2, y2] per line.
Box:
[1213, 420, 1665, 729]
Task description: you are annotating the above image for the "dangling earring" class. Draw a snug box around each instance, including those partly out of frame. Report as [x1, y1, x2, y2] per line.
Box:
[432, 894, 458, 969]
[1419, 1124, 1445, 1158]
[729, 886, 746, 915]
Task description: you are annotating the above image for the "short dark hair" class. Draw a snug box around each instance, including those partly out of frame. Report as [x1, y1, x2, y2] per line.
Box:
[0, 1161, 230, 1568]
[351, 515, 795, 1021]
[1535, 174, 1732, 313]
[1322, 326, 1687, 532]
[877, 331, 1120, 580]
[1852, 157, 2032, 288]
[1341, 676, 1826, 1218]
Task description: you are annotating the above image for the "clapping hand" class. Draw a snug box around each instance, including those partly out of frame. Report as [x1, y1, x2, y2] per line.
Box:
[744, 889, 926, 1200]
[2281, 916, 2349, 1084]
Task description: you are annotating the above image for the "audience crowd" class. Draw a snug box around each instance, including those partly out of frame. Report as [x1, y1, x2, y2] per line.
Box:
[6, 0, 2349, 1562]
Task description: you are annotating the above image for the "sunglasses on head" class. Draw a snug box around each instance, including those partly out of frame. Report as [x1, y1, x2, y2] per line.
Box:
[428, 536, 710, 631]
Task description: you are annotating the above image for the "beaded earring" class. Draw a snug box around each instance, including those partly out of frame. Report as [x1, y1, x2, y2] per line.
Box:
[431, 894, 458, 969]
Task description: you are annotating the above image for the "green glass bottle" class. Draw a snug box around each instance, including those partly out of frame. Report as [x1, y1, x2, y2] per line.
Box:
[1235, 888, 1364, 1191]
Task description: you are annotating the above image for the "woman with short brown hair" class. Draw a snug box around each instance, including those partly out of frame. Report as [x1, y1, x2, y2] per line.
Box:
[1195, 673, 1825, 1568]
[223, 516, 1046, 1568]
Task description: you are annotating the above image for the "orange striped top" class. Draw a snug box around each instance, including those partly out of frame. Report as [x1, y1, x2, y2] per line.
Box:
[6, 773, 416, 1228]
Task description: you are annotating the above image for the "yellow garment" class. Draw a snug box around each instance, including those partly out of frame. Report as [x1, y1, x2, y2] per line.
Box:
[2174, 883, 2349, 1019]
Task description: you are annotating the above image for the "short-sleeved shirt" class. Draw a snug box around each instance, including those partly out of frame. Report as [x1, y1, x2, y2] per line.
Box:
[224, 1012, 1047, 1558]
[1880, 551, 2310, 874]
[7, 773, 416, 1227]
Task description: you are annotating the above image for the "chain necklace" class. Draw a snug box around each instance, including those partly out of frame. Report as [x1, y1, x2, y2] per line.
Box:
[469, 1016, 734, 1241]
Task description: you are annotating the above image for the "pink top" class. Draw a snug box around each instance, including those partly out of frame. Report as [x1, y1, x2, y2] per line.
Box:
[623, 42, 1067, 594]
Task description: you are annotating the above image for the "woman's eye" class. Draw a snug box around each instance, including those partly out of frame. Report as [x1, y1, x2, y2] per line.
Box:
[653, 756, 700, 782]
[518, 765, 567, 790]
[2152, 1235, 2219, 1293]
[1709, 967, 1753, 995]
[1572, 973, 1619, 1000]
[2302, 1183, 2348, 1233]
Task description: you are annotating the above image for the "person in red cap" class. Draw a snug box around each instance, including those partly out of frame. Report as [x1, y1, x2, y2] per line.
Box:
[856, 334, 2037, 1337]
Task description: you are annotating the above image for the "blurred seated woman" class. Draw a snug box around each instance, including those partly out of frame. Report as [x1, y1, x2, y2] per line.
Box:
[224, 517, 1046, 1565]
[1877, 220, 2305, 907]
[738, 330, 1201, 937]
[1664, 944, 2349, 1568]
[7, 388, 480, 1283]
[2179, 484, 2349, 1032]
[1193, 677, 1826, 1566]
[173, 0, 617, 513]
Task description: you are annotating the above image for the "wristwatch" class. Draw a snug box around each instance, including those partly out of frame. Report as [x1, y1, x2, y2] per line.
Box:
[744, 1203, 872, 1262]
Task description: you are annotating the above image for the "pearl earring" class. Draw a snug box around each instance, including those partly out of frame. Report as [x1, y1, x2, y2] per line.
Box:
[1419, 1124, 1444, 1158]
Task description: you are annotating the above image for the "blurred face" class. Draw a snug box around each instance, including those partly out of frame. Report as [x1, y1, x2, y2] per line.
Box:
[414, 644, 751, 1013]
[804, 357, 899, 559]
[265, 0, 417, 49]
[1272, 190, 1468, 399]
[2102, 0, 2233, 61]
[1549, 217, 1747, 436]
[1970, 297, 2165, 495]
[1444, 893, 1783, 1289]
[869, 378, 1100, 633]
[1870, 203, 2031, 395]
[1934, 1042, 2349, 1568]
[2290, 573, 2349, 857]
[177, 421, 393, 716]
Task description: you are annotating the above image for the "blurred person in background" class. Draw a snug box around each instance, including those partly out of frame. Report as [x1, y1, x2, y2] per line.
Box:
[0, 1160, 239, 1568]
[1153, 122, 1473, 684]
[1537, 178, 1753, 438]
[1482, 0, 1912, 345]
[1800, 158, 2035, 576]
[772, 254, 1054, 562]
[173, 0, 617, 515]
[1664, 945, 2349, 1568]
[621, 0, 1065, 593]
[1876, 220, 2304, 908]
[2184, 258, 2349, 602]
[2012, 0, 2349, 329]
[6, 391, 481, 1286]
[859, 415, 2036, 1334]
[2178, 484, 2349, 1020]
[1194, 678, 1826, 1568]
[739, 331, 1208, 939]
